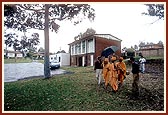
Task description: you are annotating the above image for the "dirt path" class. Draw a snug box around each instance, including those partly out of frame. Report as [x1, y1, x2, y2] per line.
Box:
[125, 63, 164, 111]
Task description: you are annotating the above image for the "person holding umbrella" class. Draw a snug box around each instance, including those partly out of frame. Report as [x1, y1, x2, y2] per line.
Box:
[101, 46, 119, 91]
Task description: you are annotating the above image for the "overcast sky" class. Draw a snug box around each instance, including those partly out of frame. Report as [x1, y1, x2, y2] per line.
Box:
[6, 3, 165, 53]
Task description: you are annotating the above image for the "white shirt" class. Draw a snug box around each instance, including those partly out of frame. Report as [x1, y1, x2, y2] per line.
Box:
[139, 57, 146, 64]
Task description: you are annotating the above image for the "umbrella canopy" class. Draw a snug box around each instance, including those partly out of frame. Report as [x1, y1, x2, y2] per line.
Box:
[101, 46, 119, 58]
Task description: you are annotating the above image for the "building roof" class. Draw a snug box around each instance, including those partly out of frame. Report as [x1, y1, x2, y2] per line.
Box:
[68, 34, 122, 45]
[56, 50, 66, 54]
[139, 43, 164, 50]
[94, 34, 122, 41]
[4, 50, 22, 54]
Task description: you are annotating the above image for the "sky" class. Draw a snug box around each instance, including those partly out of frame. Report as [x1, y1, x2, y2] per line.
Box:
[5, 3, 165, 53]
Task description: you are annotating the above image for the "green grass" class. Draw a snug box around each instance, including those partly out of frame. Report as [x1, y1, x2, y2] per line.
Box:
[4, 66, 164, 111]
[145, 56, 164, 60]
[4, 58, 32, 64]
[134, 56, 164, 60]
[4, 58, 44, 64]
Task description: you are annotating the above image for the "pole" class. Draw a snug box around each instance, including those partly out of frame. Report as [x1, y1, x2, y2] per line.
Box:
[44, 4, 50, 78]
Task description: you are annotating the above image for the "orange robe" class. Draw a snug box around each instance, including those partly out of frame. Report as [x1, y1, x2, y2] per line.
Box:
[110, 62, 118, 91]
[102, 58, 111, 88]
[117, 61, 126, 85]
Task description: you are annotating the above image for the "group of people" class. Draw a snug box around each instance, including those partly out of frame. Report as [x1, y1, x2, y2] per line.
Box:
[94, 54, 127, 93]
[94, 54, 146, 97]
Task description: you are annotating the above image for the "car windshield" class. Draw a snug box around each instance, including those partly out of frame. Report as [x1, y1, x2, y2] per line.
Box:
[50, 60, 59, 63]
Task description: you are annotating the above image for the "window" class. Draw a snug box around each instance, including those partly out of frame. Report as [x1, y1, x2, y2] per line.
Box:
[75, 44, 78, 54]
[82, 41, 86, 53]
[71, 45, 74, 55]
[78, 43, 81, 54]
[88, 39, 94, 53]
[74, 43, 81, 54]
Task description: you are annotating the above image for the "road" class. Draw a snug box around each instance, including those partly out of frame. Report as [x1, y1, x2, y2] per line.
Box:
[4, 62, 67, 82]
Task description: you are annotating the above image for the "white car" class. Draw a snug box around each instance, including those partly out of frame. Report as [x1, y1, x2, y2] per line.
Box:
[50, 61, 60, 69]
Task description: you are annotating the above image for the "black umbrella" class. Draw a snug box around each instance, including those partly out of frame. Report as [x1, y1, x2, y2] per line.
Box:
[101, 46, 119, 58]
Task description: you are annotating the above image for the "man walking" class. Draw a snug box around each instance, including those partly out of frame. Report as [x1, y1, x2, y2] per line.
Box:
[130, 57, 140, 98]
[139, 55, 146, 73]
[110, 56, 118, 92]
[117, 56, 126, 88]
[94, 56, 103, 85]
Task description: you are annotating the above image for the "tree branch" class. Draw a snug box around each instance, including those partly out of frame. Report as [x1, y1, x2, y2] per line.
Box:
[26, 27, 44, 30]
[49, 16, 69, 21]
[17, 4, 45, 13]
[149, 17, 161, 24]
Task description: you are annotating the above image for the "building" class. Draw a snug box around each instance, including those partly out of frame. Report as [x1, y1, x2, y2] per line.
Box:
[49, 52, 70, 66]
[4, 50, 23, 58]
[139, 43, 164, 57]
[68, 34, 122, 66]
[33, 52, 46, 60]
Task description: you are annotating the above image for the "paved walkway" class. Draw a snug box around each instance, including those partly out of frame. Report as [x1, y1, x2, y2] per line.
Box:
[4, 62, 67, 82]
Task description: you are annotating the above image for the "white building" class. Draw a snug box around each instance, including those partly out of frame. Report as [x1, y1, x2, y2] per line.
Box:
[49, 53, 70, 66]
[4, 50, 23, 58]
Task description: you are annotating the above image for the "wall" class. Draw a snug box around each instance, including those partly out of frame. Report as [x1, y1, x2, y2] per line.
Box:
[140, 48, 164, 57]
[16, 53, 23, 58]
[94, 37, 121, 60]
[59, 53, 70, 66]
[49, 53, 70, 66]
[7, 53, 23, 58]
[8, 53, 15, 58]
[70, 53, 94, 66]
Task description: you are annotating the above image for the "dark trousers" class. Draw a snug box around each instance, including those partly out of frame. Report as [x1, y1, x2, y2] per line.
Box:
[132, 73, 139, 97]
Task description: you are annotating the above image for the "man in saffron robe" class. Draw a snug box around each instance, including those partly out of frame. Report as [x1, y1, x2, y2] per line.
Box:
[117, 56, 127, 88]
[109, 56, 118, 92]
[102, 58, 112, 89]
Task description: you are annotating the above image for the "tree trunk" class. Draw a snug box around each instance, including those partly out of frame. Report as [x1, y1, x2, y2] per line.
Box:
[44, 4, 51, 78]
[5, 45, 8, 58]
[14, 49, 17, 62]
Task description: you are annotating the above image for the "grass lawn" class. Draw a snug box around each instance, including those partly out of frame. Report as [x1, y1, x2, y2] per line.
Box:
[4, 58, 44, 64]
[4, 66, 164, 111]
[4, 58, 32, 64]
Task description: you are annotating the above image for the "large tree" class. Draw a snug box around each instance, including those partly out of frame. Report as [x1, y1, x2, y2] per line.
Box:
[4, 3, 95, 78]
[4, 4, 95, 32]
[74, 28, 96, 40]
